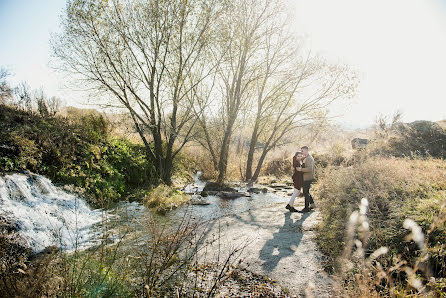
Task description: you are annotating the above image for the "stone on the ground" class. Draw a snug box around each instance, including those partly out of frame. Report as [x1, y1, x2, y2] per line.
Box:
[203, 182, 237, 192]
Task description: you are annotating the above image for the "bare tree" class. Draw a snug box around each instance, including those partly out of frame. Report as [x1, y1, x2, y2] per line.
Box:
[47, 96, 62, 116]
[35, 89, 50, 117]
[375, 110, 403, 139]
[52, 0, 223, 184]
[195, 0, 357, 184]
[0, 67, 13, 104]
[246, 60, 357, 182]
[189, 72, 222, 172]
[243, 7, 300, 182]
[211, 0, 281, 184]
[14, 82, 33, 112]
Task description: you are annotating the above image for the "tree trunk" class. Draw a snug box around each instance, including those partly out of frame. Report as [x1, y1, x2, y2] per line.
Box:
[162, 156, 173, 185]
[245, 118, 260, 181]
[216, 121, 234, 185]
[201, 118, 219, 171]
[251, 146, 270, 182]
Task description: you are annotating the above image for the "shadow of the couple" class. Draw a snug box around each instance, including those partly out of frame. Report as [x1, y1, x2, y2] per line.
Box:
[259, 211, 312, 272]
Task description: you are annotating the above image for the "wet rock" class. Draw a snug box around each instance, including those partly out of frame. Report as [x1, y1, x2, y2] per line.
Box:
[247, 187, 268, 194]
[203, 182, 237, 192]
[0, 215, 33, 275]
[200, 191, 209, 197]
[190, 195, 210, 205]
[36, 245, 60, 257]
[218, 192, 250, 199]
[0, 215, 19, 233]
[203, 190, 219, 196]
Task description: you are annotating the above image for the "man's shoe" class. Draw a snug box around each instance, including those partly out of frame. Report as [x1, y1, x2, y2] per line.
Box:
[290, 206, 299, 213]
[286, 204, 299, 212]
[300, 207, 311, 213]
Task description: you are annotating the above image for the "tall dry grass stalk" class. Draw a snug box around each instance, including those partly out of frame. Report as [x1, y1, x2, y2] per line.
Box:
[336, 197, 445, 297]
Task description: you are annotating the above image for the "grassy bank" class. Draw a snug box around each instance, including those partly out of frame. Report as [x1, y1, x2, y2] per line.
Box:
[143, 184, 190, 214]
[0, 104, 159, 207]
[314, 157, 445, 295]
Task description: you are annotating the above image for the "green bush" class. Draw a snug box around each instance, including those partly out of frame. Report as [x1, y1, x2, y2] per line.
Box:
[55, 139, 157, 207]
[0, 104, 156, 207]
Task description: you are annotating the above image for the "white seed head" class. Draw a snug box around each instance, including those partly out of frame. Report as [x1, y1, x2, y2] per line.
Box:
[349, 211, 359, 225]
[360, 198, 368, 215]
[403, 218, 425, 250]
[361, 221, 369, 231]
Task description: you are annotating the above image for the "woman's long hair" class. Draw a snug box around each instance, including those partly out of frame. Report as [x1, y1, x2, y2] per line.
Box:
[294, 151, 303, 158]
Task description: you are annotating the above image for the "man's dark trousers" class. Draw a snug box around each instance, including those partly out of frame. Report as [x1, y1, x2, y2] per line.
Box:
[303, 180, 314, 208]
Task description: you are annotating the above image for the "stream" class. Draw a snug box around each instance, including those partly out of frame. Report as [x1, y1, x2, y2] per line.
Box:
[0, 172, 292, 252]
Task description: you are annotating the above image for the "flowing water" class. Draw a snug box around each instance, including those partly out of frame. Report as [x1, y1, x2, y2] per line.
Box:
[0, 172, 290, 252]
[176, 171, 290, 221]
[0, 173, 102, 252]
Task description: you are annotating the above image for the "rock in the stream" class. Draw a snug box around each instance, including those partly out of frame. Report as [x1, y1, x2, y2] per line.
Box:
[247, 187, 268, 194]
[203, 182, 237, 192]
[218, 191, 250, 199]
[202, 190, 219, 196]
[190, 195, 210, 205]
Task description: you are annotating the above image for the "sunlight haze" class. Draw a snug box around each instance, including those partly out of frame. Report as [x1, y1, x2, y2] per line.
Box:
[1, 0, 446, 127]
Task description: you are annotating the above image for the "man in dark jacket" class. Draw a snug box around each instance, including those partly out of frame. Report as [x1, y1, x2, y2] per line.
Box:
[297, 146, 316, 212]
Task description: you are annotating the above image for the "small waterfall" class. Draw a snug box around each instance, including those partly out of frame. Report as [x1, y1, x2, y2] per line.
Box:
[183, 171, 206, 194]
[0, 173, 102, 252]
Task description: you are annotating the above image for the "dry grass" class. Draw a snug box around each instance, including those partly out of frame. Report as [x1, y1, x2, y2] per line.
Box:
[314, 157, 446, 296]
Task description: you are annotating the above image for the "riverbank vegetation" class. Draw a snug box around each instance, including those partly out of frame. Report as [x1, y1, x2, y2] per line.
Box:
[314, 121, 446, 296]
[0, 103, 194, 208]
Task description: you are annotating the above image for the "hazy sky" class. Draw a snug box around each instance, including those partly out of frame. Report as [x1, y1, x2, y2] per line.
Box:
[1, 0, 446, 127]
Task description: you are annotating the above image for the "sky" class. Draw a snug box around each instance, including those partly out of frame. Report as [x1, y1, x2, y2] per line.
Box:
[1, 0, 446, 128]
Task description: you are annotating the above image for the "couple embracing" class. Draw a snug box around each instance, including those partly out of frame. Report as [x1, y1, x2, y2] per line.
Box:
[286, 146, 316, 213]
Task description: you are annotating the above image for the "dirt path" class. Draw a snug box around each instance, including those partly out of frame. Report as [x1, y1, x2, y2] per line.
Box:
[201, 201, 333, 297]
